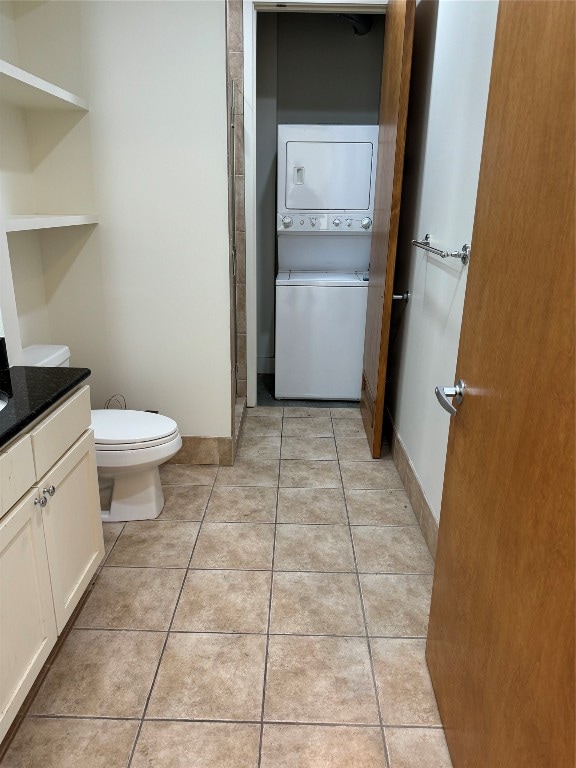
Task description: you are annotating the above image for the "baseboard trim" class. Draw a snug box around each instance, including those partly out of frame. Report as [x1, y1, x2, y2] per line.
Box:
[167, 398, 247, 468]
[385, 411, 440, 560]
[168, 436, 233, 466]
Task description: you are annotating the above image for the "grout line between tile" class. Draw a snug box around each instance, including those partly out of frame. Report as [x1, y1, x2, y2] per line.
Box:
[100, 522, 126, 566]
[333, 411, 392, 768]
[171, 567, 432, 576]
[70, 627, 428, 640]
[125, 467, 219, 768]
[29, 713, 141, 722]
[28, 712, 444, 729]
[257, 407, 282, 768]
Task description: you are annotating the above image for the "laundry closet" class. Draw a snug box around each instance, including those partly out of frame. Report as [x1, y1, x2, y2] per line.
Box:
[255, 12, 385, 397]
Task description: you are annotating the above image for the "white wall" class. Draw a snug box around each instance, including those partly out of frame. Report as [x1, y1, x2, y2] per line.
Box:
[73, 1, 231, 436]
[387, 0, 498, 520]
[7, 231, 53, 347]
[0, 1, 232, 437]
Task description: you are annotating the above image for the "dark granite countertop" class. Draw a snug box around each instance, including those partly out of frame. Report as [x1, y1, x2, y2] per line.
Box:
[0, 366, 91, 449]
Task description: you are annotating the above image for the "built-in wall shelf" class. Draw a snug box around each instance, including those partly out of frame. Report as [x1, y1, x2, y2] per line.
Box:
[0, 60, 88, 111]
[6, 215, 98, 233]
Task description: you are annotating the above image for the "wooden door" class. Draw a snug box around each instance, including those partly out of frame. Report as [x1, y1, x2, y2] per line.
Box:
[426, 3, 575, 767]
[361, 0, 414, 457]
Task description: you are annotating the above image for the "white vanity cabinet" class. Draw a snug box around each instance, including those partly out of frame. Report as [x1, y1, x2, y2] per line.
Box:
[0, 384, 104, 741]
[0, 488, 58, 741]
[38, 429, 103, 632]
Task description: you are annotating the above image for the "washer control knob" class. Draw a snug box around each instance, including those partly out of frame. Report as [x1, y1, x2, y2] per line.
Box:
[346, 219, 353, 228]
[361, 217, 372, 230]
[333, 218, 341, 227]
[281, 216, 293, 229]
[310, 217, 317, 227]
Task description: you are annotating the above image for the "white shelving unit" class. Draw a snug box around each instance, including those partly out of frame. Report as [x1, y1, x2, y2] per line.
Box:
[0, 58, 96, 232]
[0, 40, 98, 364]
[0, 59, 88, 111]
[6, 214, 99, 233]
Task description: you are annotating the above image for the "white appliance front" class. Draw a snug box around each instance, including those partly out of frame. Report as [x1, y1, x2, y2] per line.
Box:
[277, 234, 371, 273]
[285, 141, 373, 210]
[275, 273, 368, 400]
[277, 124, 379, 218]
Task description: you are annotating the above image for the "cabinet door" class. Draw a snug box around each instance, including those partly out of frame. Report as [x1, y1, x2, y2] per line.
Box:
[41, 430, 104, 632]
[0, 489, 57, 742]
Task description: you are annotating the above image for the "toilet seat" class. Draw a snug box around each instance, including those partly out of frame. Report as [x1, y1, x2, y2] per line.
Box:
[92, 410, 178, 450]
[94, 432, 179, 451]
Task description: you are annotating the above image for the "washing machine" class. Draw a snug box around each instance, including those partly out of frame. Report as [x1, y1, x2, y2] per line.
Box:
[274, 124, 378, 400]
[275, 270, 368, 400]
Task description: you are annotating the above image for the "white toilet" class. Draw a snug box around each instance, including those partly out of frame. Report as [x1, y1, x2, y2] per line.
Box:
[21, 344, 182, 522]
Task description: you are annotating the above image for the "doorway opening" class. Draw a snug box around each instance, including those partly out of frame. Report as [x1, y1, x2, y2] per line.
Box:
[245, 6, 387, 407]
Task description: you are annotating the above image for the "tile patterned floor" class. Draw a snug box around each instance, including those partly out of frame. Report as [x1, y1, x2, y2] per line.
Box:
[1, 406, 453, 768]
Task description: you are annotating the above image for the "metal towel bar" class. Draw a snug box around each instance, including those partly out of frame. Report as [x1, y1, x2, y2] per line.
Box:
[412, 233, 470, 266]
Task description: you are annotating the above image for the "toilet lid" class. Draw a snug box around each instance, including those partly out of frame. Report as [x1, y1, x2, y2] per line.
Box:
[91, 410, 179, 446]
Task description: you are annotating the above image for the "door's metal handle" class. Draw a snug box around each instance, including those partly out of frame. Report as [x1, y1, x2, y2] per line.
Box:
[34, 495, 47, 507]
[43, 485, 56, 497]
[435, 380, 465, 416]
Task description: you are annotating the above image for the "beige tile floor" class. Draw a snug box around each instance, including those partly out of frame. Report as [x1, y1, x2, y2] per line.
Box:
[2, 406, 453, 768]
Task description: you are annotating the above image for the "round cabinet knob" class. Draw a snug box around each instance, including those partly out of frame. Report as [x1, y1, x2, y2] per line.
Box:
[43, 485, 56, 497]
[361, 217, 372, 230]
[34, 496, 47, 507]
[333, 218, 341, 227]
[281, 216, 293, 229]
[346, 219, 353, 228]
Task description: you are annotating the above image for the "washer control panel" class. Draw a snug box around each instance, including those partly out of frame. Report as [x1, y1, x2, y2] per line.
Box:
[277, 214, 372, 233]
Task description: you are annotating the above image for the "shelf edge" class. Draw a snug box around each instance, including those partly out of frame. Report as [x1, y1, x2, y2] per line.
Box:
[0, 60, 88, 111]
[6, 215, 99, 233]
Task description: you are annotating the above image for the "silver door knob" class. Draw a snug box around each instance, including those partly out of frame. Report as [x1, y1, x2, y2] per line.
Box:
[435, 380, 465, 416]
[34, 495, 47, 507]
[43, 485, 56, 497]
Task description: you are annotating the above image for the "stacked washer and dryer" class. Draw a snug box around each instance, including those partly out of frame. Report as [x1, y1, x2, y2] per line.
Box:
[275, 124, 379, 400]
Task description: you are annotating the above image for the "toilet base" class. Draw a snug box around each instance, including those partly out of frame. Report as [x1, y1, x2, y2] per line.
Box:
[99, 467, 165, 522]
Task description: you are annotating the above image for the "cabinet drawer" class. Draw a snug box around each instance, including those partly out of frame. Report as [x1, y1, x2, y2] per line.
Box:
[0, 434, 36, 517]
[31, 386, 91, 479]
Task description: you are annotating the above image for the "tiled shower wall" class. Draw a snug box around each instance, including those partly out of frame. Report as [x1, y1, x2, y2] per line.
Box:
[227, 0, 247, 400]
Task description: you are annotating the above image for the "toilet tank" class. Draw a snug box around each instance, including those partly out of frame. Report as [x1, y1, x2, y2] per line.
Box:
[22, 344, 71, 367]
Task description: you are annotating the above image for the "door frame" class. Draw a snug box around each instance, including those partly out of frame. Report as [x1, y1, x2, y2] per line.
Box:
[242, 0, 389, 406]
